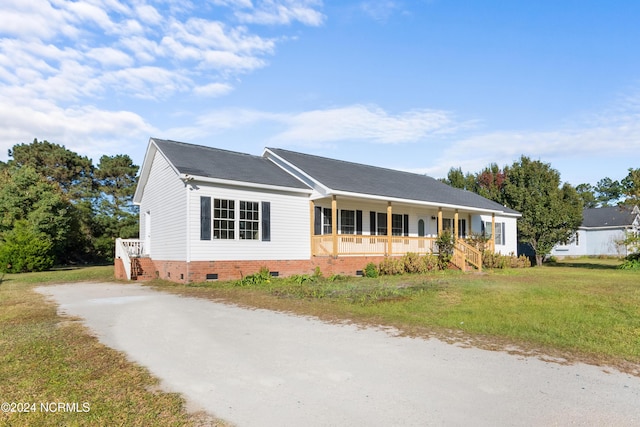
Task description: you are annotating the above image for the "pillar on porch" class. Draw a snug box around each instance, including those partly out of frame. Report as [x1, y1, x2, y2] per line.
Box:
[332, 195, 338, 257]
[437, 207, 443, 236]
[387, 202, 393, 255]
[310, 200, 315, 256]
[491, 212, 496, 253]
[454, 210, 459, 239]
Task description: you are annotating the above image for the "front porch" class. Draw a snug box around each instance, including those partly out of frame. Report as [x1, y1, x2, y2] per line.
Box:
[311, 234, 489, 271]
[309, 197, 497, 271]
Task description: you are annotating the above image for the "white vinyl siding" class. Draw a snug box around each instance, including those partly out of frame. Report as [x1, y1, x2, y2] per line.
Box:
[475, 215, 518, 255]
[138, 150, 187, 260]
[189, 184, 310, 261]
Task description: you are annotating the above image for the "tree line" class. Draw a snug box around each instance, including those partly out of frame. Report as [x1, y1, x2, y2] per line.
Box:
[442, 156, 640, 266]
[1, 139, 637, 273]
[0, 139, 138, 273]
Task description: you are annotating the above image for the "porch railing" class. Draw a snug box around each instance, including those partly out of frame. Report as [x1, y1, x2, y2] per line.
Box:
[312, 235, 438, 257]
[311, 234, 485, 271]
[115, 238, 145, 280]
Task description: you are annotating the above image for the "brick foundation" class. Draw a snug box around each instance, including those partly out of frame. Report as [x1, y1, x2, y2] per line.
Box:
[132, 256, 392, 283]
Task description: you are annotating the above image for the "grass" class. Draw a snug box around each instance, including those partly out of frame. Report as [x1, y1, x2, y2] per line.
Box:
[0, 266, 223, 427]
[2, 258, 638, 426]
[151, 258, 640, 375]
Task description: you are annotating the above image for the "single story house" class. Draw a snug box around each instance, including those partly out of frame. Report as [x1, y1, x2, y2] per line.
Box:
[550, 205, 640, 258]
[116, 138, 521, 282]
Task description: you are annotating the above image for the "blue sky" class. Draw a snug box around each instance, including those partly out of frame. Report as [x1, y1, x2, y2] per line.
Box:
[1, 0, 639, 186]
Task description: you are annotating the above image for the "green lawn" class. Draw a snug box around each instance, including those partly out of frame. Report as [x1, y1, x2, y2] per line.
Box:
[0, 266, 223, 427]
[154, 258, 640, 374]
[1, 259, 638, 427]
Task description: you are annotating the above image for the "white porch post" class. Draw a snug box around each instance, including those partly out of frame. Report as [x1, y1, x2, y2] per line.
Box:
[387, 202, 393, 255]
[491, 212, 496, 253]
[454, 210, 459, 239]
[332, 195, 338, 257]
[310, 200, 315, 256]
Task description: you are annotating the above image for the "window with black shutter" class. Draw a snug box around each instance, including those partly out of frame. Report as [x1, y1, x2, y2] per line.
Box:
[200, 196, 211, 240]
[261, 202, 271, 241]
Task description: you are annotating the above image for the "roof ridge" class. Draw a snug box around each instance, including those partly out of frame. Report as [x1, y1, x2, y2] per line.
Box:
[154, 138, 264, 160]
[267, 147, 438, 180]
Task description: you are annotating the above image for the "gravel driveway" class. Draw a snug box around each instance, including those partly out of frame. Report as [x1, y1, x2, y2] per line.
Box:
[37, 282, 640, 426]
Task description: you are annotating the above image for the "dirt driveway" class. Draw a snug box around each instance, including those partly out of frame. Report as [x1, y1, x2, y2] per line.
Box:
[37, 282, 640, 426]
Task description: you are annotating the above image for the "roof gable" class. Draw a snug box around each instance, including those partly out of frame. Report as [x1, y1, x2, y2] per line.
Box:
[151, 139, 310, 190]
[266, 147, 520, 215]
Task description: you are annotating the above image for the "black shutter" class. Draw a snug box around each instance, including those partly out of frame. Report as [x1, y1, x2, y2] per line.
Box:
[200, 197, 211, 240]
[403, 214, 409, 236]
[356, 210, 363, 235]
[314, 206, 322, 235]
[370, 211, 376, 235]
[501, 222, 506, 245]
[261, 202, 271, 242]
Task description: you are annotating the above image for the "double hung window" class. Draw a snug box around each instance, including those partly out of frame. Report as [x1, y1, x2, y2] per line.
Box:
[340, 210, 355, 234]
[214, 199, 235, 239]
[239, 201, 259, 240]
[200, 197, 270, 241]
[482, 221, 505, 245]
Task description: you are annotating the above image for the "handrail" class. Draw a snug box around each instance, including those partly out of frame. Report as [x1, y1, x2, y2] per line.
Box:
[115, 238, 145, 280]
[115, 238, 133, 280]
[454, 239, 483, 271]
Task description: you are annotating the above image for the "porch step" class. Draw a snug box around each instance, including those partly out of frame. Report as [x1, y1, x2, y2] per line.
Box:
[131, 257, 155, 281]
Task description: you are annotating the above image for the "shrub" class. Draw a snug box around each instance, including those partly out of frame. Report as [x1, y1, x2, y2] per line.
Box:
[483, 252, 531, 269]
[288, 274, 317, 284]
[435, 230, 455, 270]
[0, 221, 55, 273]
[379, 257, 404, 275]
[619, 252, 640, 270]
[235, 266, 271, 286]
[422, 254, 438, 272]
[375, 254, 439, 276]
[483, 252, 509, 269]
[402, 252, 422, 273]
[363, 262, 379, 278]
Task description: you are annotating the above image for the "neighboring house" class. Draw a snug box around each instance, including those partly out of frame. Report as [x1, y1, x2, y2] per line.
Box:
[550, 205, 640, 258]
[116, 138, 521, 282]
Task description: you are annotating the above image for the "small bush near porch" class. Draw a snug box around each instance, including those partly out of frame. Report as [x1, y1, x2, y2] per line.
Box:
[165, 257, 639, 375]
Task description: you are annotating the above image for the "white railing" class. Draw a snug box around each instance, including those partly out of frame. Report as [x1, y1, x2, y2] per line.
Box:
[115, 238, 145, 280]
[312, 235, 438, 256]
[311, 235, 484, 271]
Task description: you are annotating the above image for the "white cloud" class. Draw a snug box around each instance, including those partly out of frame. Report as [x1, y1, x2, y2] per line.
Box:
[193, 82, 235, 97]
[231, 0, 325, 26]
[360, 0, 399, 22]
[270, 105, 461, 145]
[172, 105, 463, 146]
[424, 98, 640, 179]
[1, 0, 320, 103]
[135, 4, 163, 25]
[102, 66, 193, 100]
[0, 97, 156, 162]
[86, 47, 134, 68]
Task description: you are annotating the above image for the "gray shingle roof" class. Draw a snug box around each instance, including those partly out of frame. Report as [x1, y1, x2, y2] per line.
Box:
[267, 148, 520, 215]
[152, 139, 309, 190]
[582, 206, 638, 228]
